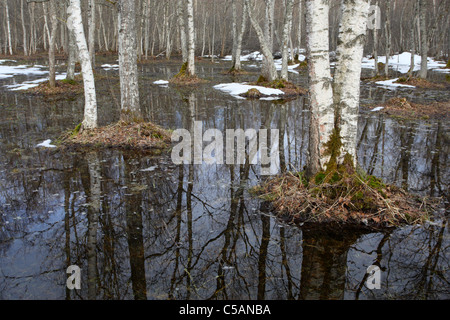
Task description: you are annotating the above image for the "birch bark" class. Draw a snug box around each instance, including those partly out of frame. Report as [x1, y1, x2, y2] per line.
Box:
[67, 0, 98, 129]
[177, 0, 188, 63]
[118, 0, 141, 122]
[231, 0, 248, 72]
[246, 0, 277, 81]
[186, 0, 195, 76]
[305, 0, 334, 176]
[418, 0, 428, 79]
[280, 0, 294, 81]
[333, 0, 370, 166]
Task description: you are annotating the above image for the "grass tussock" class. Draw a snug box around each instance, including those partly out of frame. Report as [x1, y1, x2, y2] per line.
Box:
[170, 62, 207, 85]
[26, 76, 84, 98]
[251, 167, 438, 231]
[378, 97, 450, 120]
[253, 77, 307, 98]
[394, 77, 447, 89]
[60, 120, 172, 151]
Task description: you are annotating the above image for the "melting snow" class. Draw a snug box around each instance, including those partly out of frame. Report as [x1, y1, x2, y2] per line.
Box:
[213, 82, 285, 99]
[375, 78, 416, 90]
[36, 140, 57, 148]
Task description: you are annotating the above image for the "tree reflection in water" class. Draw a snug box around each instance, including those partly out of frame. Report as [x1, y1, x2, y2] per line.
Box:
[0, 65, 448, 300]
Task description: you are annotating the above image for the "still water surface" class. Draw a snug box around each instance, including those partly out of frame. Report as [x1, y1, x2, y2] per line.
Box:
[0, 59, 448, 299]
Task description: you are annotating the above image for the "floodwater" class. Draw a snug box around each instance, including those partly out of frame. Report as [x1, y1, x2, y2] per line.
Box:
[0, 57, 448, 300]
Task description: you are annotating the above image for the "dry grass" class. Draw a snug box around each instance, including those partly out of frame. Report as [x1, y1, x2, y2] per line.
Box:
[251, 170, 438, 231]
[379, 97, 450, 120]
[25, 76, 84, 99]
[60, 120, 172, 151]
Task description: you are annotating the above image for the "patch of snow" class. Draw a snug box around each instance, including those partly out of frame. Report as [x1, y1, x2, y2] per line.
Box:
[370, 106, 385, 112]
[362, 52, 448, 74]
[213, 82, 285, 99]
[375, 78, 416, 90]
[4, 73, 77, 91]
[0, 63, 48, 80]
[140, 166, 158, 172]
[36, 140, 56, 148]
[101, 64, 119, 70]
[153, 80, 169, 85]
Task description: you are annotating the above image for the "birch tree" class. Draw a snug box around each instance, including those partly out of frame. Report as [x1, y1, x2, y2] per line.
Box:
[306, 0, 370, 176]
[384, 0, 391, 77]
[88, 0, 96, 65]
[245, 0, 278, 81]
[67, 0, 98, 129]
[5, 0, 13, 55]
[186, 0, 195, 76]
[230, 0, 248, 73]
[333, 0, 370, 167]
[118, 0, 141, 122]
[305, 0, 335, 176]
[418, 0, 428, 79]
[176, 0, 187, 63]
[280, 0, 295, 81]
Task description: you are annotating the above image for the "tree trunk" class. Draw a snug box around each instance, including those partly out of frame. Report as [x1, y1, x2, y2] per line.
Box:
[281, 0, 295, 81]
[246, 0, 277, 81]
[177, 0, 188, 62]
[118, 0, 142, 122]
[48, 0, 57, 88]
[21, 0, 28, 56]
[5, 0, 13, 55]
[66, 27, 77, 81]
[67, 0, 98, 129]
[333, 0, 370, 166]
[232, 0, 248, 72]
[384, 0, 391, 77]
[88, 0, 96, 65]
[372, 1, 379, 77]
[418, 0, 428, 79]
[186, 0, 196, 76]
[305, 0, 335, 177]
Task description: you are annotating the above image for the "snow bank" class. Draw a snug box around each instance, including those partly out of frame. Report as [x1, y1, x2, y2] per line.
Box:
[375, 78, 416, 90]
[213, 82, 285, 99]
[362, 52, 448, 74]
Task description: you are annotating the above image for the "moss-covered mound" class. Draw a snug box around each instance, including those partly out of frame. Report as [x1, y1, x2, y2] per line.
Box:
[253, 77, 307, 98]
[170, 62, 207, 85]
[251, 165, 437, 231]
[26, 76, 84, 99]
[60, 120, 172, 151]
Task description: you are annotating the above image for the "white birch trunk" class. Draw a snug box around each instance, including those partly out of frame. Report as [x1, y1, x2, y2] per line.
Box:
[418, 0, 428, 79]
[177, 0, 188, 62]
[281, 0, 295, 81]
[88, 0, 96, 65]
[5, 0, 12, 55]
[67, 0, 98, 129]
[246, 0, 277, 81]
[333, 0, 370, 166]
[118, 0, 141, 121]
[231, 0, 248, 71]
[186, 0, 195, 76]
[384, 0, 391, 77]
[21, 0, 28, 56]
[48, 0, 57, 88]
[305, 0, 335, 175]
